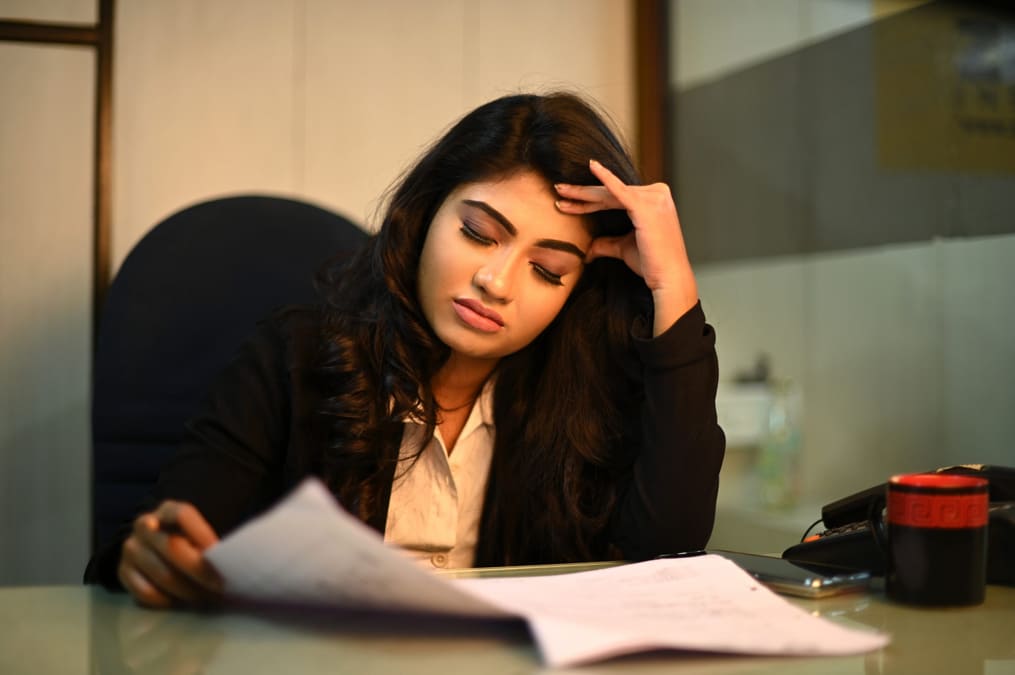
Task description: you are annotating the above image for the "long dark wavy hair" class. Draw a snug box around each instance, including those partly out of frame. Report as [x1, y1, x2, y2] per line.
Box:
[317, 92, 651, 565]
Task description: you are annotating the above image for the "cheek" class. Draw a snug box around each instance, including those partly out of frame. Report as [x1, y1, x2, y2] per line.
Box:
[417, 237, 448, 309]
[420, 224, 455, 276]
[417, 245, 433, 296]
[519, 288, 571, 337]
[422, 227, 473, 284]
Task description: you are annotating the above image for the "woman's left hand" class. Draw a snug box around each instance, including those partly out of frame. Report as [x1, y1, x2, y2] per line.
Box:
[555, 160, 699, 335]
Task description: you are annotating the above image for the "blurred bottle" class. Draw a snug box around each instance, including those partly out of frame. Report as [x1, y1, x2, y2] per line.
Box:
[757, 380, 801, 509]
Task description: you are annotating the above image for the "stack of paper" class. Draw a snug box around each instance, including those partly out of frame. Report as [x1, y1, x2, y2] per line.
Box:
[205, 480, 888, 667]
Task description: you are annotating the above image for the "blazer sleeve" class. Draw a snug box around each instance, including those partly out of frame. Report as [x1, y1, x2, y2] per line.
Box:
[84, 308, 308, 588]
[608, 301, 726, 560]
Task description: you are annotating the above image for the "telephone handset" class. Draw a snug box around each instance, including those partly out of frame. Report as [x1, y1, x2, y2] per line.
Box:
[782, 464, 1015, 585]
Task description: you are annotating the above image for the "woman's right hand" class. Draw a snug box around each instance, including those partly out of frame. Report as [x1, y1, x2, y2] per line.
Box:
[117, 500, 224, 609]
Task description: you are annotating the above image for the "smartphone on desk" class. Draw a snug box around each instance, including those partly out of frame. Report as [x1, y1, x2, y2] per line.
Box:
[710, 550, 872, 599]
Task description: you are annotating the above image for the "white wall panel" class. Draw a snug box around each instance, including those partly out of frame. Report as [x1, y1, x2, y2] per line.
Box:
[699, 258, 808, 389]
[300, 0, 635, 229]
[112, 0, 300, 269]
[302, 0, 469, 227]
[941, 235, 1015, 468]
[0, 44, 94, 585]
[803, 243, 943, 498]
[113, 0, 635, 251]
[697, 259, 807, 510]
[0, 0, 95, 23]
[470, 0, 634, 150]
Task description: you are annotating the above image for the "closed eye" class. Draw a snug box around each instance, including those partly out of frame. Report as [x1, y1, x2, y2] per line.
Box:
[532, 264, 564, 286]
[461, 219, 565, 286]
[460, 223, 494, 246]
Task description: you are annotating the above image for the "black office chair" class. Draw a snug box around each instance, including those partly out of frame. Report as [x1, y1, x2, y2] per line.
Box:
[91, 194, 367, 554]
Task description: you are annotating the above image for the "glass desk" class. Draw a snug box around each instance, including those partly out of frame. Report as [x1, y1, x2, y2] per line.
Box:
[1, 566, 1013, 674]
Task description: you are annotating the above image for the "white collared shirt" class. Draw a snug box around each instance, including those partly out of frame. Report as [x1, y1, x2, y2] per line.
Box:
[383, 380, 495, 569]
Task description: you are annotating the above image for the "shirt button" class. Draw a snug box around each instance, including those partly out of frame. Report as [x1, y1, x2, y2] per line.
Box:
[432, 553, 448, 568]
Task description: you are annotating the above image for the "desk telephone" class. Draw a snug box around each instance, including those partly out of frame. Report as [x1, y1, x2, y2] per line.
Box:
[781, 464, 1015, 586]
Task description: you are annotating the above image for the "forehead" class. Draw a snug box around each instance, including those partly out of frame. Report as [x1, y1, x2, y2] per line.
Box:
[449, 171, 593, 243]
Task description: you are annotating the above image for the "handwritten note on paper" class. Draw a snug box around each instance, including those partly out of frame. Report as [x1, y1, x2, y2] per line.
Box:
[454, 557, 888, 666]
[206, 479, 888, 667]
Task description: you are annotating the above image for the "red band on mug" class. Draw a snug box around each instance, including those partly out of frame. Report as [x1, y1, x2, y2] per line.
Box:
[887, 491, 989, 529]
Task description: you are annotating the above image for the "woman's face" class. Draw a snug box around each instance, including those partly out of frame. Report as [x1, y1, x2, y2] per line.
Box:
[418, 170, 592, 368]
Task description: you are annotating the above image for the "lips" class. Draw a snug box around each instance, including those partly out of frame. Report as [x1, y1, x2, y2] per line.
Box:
[453, 298, 504, 333]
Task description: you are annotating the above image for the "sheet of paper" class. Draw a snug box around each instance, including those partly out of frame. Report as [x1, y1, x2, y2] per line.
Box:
[453, 557, 889, 666]
[206, 479, 888, 667]
[205, 479, 507, 618]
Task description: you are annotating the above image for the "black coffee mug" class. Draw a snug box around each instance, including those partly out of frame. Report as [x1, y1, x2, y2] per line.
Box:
[886, 473, 989, 606]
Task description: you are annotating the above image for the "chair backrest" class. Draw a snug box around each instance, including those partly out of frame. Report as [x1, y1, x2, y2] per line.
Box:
[91, 194, 367, 552]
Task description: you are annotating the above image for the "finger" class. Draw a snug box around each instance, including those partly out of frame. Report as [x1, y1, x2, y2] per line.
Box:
[553, 183, 618, 204]
[155, 501, 219, 549]
[136, 509, 223, 594]
[123, 533, 211, 607]
[131, 538, 211, 606]
[588, 159, 635, 209]
[118, 557, 173, 609]
[555, 198, 612, 215]
[586, 233, 633, 263]
[153, 501, 222, 588]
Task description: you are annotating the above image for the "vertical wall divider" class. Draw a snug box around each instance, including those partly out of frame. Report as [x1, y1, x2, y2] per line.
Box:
[633, 0, 670, 184]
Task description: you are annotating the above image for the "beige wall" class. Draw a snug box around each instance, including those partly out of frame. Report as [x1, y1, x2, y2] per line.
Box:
[0, 0, 95, 23]
[112, 0, 635, 270]
[0, 0, 635, 585]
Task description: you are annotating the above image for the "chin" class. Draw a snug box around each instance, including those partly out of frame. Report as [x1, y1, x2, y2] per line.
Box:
[437, 327, 510, 361]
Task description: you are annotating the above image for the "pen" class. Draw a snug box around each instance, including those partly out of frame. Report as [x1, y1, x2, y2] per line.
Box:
[655, 549, 707, 559]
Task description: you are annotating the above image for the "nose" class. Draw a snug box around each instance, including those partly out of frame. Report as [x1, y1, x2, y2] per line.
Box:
[473, 252, 517, 303]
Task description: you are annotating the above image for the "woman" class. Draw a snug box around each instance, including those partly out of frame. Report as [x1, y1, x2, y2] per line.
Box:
[86, 92, 725, 608]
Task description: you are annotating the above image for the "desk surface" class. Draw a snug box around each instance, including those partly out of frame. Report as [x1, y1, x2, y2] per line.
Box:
[1, 568, 1013, 674]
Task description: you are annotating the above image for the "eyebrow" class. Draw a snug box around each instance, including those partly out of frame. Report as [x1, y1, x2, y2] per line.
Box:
[462, 199, 587, 259]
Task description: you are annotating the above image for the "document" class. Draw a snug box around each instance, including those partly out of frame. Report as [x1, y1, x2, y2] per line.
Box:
[205, 479, 889, 667]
